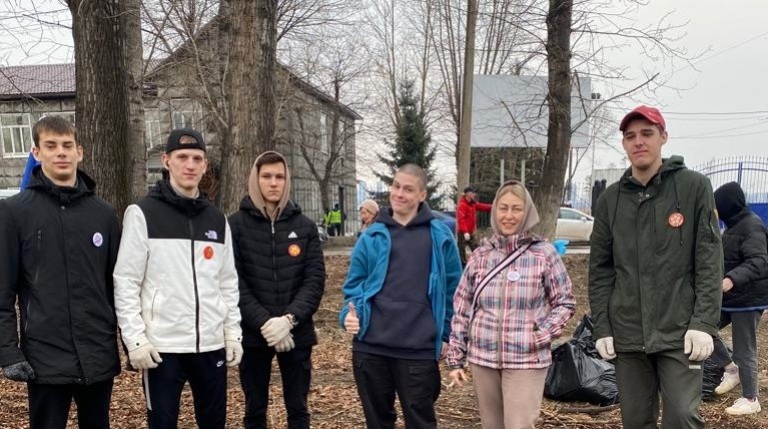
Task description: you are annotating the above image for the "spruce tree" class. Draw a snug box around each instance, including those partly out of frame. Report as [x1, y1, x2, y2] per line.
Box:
[376, 80, 442, 209]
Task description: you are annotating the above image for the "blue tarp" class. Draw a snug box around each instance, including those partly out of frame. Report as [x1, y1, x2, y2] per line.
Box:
[20, 152, 39, 190]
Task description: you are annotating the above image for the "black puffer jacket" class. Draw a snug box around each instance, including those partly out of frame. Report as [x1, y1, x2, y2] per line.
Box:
[229, 197, 325, 348]
[714, 182, 768, 309]
[0, 167, 120, 384]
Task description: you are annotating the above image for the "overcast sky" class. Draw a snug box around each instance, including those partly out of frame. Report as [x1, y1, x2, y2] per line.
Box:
[1, 0, 766, 190]
[592, 0, 768, 177]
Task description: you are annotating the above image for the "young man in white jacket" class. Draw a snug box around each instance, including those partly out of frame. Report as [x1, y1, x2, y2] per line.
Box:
[113, 129, 242, 429]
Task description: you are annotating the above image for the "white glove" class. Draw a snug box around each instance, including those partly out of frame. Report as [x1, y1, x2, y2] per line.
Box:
[684, 329, 713, 361]
[225, 341, 243, 367]
[128, 342, 163, 370]
[275, 334, 295, 353]
[261, 316, 293, 346]
[595, 337, 616, 360]
[463, 233, 471, 241]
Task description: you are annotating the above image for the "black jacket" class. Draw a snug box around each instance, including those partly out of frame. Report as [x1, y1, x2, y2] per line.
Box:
[0, 167, 120, 384]
[229, 197, 325, 348]
[714, 182, 768, 309]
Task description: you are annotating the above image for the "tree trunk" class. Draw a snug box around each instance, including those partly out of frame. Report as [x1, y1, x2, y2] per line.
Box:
[67, 0, 134, 219]
[123, 0, 147, 201]
[456, 0, 477, 203]
[533, 0, 572, 239]
[221, 0, 277, 215]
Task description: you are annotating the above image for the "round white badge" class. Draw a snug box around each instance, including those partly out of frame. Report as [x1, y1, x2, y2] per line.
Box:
[507, 270, 521, 282]
[92, 232, 103, 247]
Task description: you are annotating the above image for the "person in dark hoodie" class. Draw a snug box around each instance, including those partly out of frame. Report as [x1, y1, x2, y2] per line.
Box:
[0, 115, 121, 429]
[113, 129, 242, 429]
[229, 151, 325, 429]
[709, 181, 768, 415]
[339, 163, 462, 429]
[589, 106, 722, 428]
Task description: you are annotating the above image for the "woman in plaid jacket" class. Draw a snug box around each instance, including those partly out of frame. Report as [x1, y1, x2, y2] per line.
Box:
[446, 180, 575, 429]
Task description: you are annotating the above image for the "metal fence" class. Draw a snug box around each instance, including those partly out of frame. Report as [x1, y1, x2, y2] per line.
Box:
[693, 156, 768, 224]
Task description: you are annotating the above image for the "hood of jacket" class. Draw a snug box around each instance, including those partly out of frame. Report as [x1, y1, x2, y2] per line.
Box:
[26, 165, 95, 205]
[377, 202, 434, 228]
[148, 179, 211, 214]
[247, 151, 292, 221]
[714, 181, 748, 227]
[490, 180, 539, 235]
[621, 155, 687, 186]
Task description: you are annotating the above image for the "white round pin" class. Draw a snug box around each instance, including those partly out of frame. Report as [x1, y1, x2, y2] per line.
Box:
[507, 270, 520, 282]
[92, 232, 103, 247]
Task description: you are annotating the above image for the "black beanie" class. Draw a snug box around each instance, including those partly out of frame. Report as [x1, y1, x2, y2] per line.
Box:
[165, 129, 206, 154]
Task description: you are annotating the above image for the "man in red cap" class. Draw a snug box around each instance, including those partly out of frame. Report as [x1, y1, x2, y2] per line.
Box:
[589, 106, 723, 428]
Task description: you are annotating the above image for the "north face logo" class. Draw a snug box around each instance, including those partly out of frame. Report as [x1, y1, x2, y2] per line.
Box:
[205, 230, 218, 240]
[288, 231, 298, 239]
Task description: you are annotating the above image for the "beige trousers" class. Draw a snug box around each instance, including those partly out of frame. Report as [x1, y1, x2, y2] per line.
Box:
[470, 364, 549, 429]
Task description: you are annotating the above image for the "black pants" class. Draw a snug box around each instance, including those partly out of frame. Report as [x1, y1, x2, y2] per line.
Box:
[240, 346, 313, 429]
[352, 351, 441, 429]
[28, 379, 113, 429]
[329, 224, 341, 237]
[457, 233, 477, 266]
[144, 349, 227, 429]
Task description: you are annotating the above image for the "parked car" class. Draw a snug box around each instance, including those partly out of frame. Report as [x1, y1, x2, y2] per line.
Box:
[556, 207, 593, 242]
[0, 189, 19, 200]
[432, 210, 456, 232]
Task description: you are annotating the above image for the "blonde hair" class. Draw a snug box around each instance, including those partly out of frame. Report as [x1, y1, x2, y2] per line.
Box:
[496, 182, 526, 204]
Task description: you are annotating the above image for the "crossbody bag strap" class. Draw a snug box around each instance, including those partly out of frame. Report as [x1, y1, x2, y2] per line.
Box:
[469, 242, 534, 318]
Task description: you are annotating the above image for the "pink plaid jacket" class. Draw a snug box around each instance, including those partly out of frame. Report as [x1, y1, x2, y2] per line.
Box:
[447, 234, 575, 369]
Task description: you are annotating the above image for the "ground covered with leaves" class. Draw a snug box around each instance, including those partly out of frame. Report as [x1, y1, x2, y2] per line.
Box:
[1, 254, 766, 428]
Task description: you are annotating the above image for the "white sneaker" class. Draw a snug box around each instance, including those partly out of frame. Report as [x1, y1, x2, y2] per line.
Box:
[715, 371, 740, 395]
[725, 397, 761, 415]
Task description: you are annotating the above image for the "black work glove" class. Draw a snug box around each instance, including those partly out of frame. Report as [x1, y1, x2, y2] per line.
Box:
[3, 361, 36, 382]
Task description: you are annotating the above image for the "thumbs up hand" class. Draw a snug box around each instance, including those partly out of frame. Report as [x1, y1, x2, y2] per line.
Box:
[344, 302, 360, 334]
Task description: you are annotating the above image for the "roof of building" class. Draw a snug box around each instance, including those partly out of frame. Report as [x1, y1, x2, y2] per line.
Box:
[0, 63, 75, 100]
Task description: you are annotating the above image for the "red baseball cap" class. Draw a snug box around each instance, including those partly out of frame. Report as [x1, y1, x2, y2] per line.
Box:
[619, 105, 666, 132]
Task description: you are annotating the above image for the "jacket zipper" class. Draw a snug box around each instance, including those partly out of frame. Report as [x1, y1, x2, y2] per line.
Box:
[25, 230, 43, 334]
[189, 218, 201, 353]
[271, 221, 278, 295]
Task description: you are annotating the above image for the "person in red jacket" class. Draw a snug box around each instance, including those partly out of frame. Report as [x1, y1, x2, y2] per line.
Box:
[457, 185, 492, 265]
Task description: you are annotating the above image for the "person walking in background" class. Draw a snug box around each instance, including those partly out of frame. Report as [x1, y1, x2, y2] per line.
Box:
[339, 164, 462, 429]
[589, 106, 722, 428]
[358, 199, 379, 236]
[457, 185, 492, 265]
[326, 203, 343, 236]
[709, 181, 768, 415]
[0, 116, 121, 429]
[113, 129, 242, 429]
[229, 151, 325, 429]
[447, 180, 575, 429]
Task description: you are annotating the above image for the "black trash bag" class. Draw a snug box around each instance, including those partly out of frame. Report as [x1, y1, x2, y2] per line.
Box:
[702, 357, 725, 401]
[544, 314, 619, 406]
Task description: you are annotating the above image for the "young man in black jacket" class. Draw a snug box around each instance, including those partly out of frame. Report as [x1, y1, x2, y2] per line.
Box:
[710, 181, 768, 415]
[0, 116, 121, 429]
[229, 151, 325, 429]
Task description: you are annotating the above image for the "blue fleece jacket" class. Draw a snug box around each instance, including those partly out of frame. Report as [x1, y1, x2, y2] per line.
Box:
[339, 209, 462, 360]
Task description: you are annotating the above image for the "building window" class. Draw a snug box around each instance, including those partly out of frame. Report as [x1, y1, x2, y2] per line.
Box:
[170, 99, 203, 130]
[145, 108, 161, 148]
[1, 113, 32, 157]
[41, 111, 76, 125]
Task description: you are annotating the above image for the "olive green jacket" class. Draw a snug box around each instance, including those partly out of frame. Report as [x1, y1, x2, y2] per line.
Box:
[588, 156, 722, 354]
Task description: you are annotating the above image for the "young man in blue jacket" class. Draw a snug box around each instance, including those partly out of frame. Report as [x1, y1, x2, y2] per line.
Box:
[339, 163, 462, 429]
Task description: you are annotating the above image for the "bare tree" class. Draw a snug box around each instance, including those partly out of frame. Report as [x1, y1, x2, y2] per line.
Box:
[67, 0, 146, 217]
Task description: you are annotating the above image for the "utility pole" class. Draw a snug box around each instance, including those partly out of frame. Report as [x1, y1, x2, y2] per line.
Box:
[457, 0, 477, 200]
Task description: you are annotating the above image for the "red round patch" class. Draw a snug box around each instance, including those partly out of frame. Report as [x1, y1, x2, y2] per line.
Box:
[668, 212, 685, 228]
[288, 244, 301, 257]
[203, 246, 214, 260]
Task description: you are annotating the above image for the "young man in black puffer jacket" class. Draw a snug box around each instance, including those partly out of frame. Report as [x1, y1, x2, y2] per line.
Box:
[710, 181, 768, 416]
[229, 151, 325, 429]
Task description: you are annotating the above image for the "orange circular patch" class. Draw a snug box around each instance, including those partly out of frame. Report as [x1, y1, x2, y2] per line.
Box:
[668, 212, 685, 228]
[203, 246, 214, 260]
[288, 244, 301, 257]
